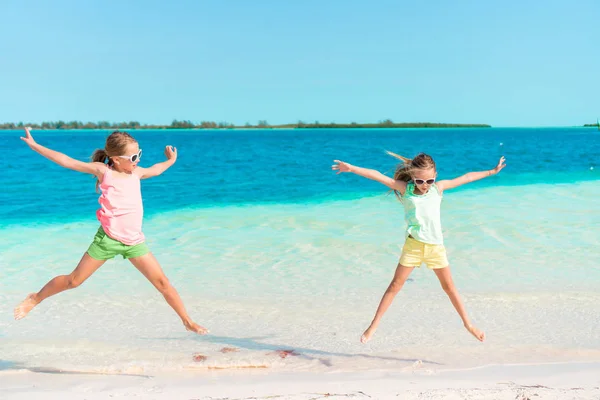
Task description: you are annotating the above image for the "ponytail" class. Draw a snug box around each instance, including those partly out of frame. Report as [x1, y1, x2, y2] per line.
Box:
[92, 148, 108, 164]
[387, 150, 412, 191]
[385, 150, 412, 164]
[91, 148, 109, 191]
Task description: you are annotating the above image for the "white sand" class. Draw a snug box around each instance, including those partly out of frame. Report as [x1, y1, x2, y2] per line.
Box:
[1, 362, 599, 399]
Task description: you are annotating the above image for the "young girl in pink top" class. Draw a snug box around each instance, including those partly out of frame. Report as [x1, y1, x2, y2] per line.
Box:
[14, 128, 207, 335]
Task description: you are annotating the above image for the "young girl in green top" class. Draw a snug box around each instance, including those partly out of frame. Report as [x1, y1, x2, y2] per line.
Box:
[332, 152, 506, 344]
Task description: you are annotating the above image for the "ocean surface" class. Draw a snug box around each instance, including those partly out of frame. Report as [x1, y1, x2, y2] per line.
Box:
[1, 127, 599, 375]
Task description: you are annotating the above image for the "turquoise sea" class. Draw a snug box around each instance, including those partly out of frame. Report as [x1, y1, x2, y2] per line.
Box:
[1, 128, 599, 374]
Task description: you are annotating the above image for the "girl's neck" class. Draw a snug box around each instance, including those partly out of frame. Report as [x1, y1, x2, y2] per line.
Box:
[412, 184, 430, 196]
[110, 164, 131, 175]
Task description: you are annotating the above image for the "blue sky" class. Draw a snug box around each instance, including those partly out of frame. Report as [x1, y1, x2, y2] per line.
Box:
[1, 0, 598, 127]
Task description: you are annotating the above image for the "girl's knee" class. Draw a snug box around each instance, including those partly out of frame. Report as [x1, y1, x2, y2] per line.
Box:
[388, 279, 405, 293]
[441, 281, 456, 294]
[155, 277, 171, 293]
[66, 274, 84, 289]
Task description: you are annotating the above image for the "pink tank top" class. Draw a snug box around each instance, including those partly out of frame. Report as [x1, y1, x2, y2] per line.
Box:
[96, 167, 145, 245]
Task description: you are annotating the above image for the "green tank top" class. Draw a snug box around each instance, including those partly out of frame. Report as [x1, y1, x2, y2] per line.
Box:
[401, 182, 444, 245]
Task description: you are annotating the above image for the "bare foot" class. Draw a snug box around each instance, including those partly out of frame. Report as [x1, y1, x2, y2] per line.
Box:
[184, 320, 209, 335]
[465, 324, 485, 342]
[360, 326, 376, 344]
[14, 293, 39, 320]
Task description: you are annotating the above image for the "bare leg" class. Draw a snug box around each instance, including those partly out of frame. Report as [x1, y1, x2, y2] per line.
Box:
[14, 253, 106, 320]
[129, 252, 208, 335]
[361, 264, 414, 343]
[433, 266, 485, 342]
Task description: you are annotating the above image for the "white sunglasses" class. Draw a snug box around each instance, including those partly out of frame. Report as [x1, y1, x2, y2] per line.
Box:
[413, 178, 435, 185]
[117, 149, 142, 163]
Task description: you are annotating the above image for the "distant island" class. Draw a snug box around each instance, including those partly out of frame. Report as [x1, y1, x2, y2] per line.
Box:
[583, 123, 600, 127]
[0, 119, 491, 130]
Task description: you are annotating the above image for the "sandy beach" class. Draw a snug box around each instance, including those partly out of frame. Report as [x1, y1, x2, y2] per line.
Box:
[2, 362, 600, 399]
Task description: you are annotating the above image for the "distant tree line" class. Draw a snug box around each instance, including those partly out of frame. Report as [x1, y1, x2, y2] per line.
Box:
[0, 120, 235, 130]
[0, 119, 491, 130]
[295, 119, 490, 129]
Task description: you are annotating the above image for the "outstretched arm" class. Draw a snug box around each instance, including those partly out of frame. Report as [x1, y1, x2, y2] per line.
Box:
[332, 160, 406, 193]
[20, 127, 105, 177]
[437, 156, 506, 192]
[137, 145, 177, 179]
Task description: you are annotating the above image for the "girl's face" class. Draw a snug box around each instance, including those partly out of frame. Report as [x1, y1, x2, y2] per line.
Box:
[111, 142, 141, 173]
[411, 167, 437, 192]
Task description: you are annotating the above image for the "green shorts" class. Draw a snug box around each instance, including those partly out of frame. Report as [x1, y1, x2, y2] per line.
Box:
[87, 227, 150, 260]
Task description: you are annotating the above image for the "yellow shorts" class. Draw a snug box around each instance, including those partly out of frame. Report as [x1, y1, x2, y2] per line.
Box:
[399, 237, 448, 269]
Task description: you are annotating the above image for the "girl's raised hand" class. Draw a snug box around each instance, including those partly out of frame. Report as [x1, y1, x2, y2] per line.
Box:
[492, 156, 506, 175]
[20, 127, 36, 147]
[165, 145, 177, 162]
[332, 160, 353, 174]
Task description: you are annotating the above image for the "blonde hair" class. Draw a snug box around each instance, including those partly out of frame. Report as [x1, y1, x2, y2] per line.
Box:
[91, 130, 137, 190]
[386, 151, 436, 199]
